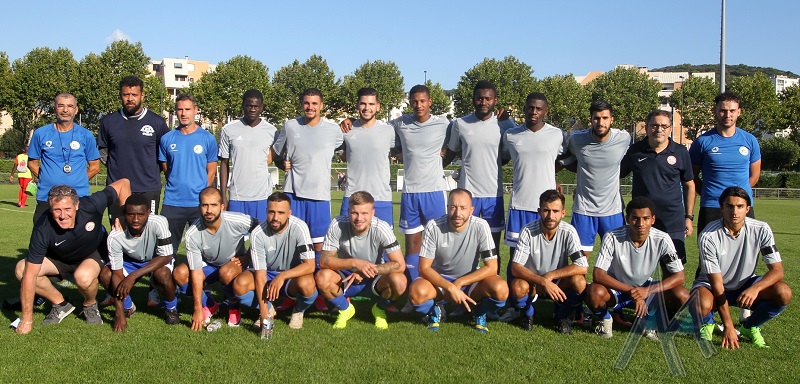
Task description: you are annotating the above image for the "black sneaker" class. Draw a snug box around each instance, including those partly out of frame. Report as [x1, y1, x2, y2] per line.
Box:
[558, 318, 573, 335]
[42, 302, 76, 326]
[164, 309, 180, 325]
[520, 315, 534, 331]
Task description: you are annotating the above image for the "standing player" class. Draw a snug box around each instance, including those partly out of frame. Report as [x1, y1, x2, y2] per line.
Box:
[232, 192, 318, 329]
[390, 84, 450, 281]
[158, 94, 218, 253]
[28, 93, 101, 223]
[315, 191, 407, 329]
[566, 100, 630, 255]
[98, 75, 170, 219]
[172, 187, 259, 331]
[443, 80, 515, 266]
[506, 190, 587, 334]
[14, 179, 131, 334]
[621, 110, 695, 266]
[586, 197, 689, 339]
[693, 186, 792, 349]
[218, 89, 278, 222]
[501, 92, 567, 276]
[99, 194, 178, 332]
[409, 189, 508, 333]
[10, 145, 32, 208]
[338, 88, 396, 226]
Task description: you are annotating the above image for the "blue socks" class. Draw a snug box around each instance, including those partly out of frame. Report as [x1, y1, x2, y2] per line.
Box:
[475, 297, 505, 317]
[744, 302, 787, 328]
[295, 290, 319, 313]
[406, 253, 420, 281]
[413, 299, 434, 315]
[328, 294, 350, 311]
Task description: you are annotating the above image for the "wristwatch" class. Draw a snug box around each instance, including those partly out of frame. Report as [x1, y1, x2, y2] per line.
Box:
[685, 214, 694, 221]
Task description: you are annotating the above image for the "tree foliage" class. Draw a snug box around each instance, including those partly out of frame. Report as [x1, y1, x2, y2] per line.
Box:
[776, 85, 800, 146]
[588, 67, 661, 133]
[341, 60, 404, 120]
[0, 52, 12, 111]
[269, 54, 341, 125]
[760, 137, 800, 170]
[729, 72, 780, 134]
[144, 75, 171, 117]
[669, 75, 718, 140]
[191, 55, 270, 129]
[532, 74, 591, 130]
[453, 56, 536, 118]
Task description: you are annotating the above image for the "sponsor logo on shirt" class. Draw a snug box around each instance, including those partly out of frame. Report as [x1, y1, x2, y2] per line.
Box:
[55, 240, 66, 246]
[235, 136, 243, 141]
[170, 143, 177, 152]
[638, 157, 647, 162]
[739, 146, 749, 156]
[268, 246, 276, 251]
[45, 140, 54, 149]
[193, 145, 203, 154]
[141, 125, 155, 137]
[70, 141, 81, 150]
[85, 222, 95, 231]
[667, 155, 677, 165]
[711, 146, 720, 153]
[441, 242, 449, 247]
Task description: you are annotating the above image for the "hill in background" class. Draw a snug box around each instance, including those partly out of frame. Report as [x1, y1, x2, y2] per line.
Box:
[651, 64, 798, 80]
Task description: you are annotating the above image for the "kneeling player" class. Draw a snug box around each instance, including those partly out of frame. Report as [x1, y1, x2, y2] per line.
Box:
[100, 194, 178, 332]
[506, 190, 587, 334]
[315, 191, 406, 329]
[586, 196, 689, 338]
[693, 186, 792, 349]
[409, 188, 508, 333]
[232, 192, 318, 329]
[172, 187, 258, 331]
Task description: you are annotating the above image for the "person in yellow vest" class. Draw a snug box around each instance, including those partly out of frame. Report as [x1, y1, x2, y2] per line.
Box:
[10, 146, 33, 208]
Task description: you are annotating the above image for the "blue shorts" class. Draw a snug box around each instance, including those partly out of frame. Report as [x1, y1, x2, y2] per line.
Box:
[505, 209, 540, 247]
[609, 279, 655, 310]
[200, 264, 221, 284]
[228, 200, 267, 223]
[265, 270, 293, 298]
[435, 275, 478, 297]
[339, 197, 394, 228]
[571, 212, 624, 251]
[472, 196, 504, 232]
[399, 191, 446, 234]
[287, 193, 331, 243]
[692, 275, 761, 308]
[339, 270, 380, 298]
[120, 257, 174, 277]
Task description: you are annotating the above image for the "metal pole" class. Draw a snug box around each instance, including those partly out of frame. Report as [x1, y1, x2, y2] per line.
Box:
[424, 71, 427, 84]
[720, 0, 726, 93]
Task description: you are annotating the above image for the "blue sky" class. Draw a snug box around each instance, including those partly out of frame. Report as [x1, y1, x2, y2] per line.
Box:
[2, 0, 798, 89]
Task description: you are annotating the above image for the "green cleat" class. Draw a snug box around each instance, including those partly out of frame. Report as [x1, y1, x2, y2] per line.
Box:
[372, 304, 389, 330]
[739, 325, 770, 349]
[332, 304, 356, 329]
[699, 323, 715, 342]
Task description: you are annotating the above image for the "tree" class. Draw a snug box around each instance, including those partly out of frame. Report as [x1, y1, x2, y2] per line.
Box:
[669, 75, 718, 140]
[403, 80, 452, 118]
[760, 137, 800, 170]
[729, 72, 780, 134]
[777, 85, 800, 146]
[144, 75, 171, 118]
[0, 52, 12, 111]
[340, 60, 404, 120]
[268, 54, 341, 125]
[191, 55, 270, 129]
[453, 56, 536, 118]
[532, 74, 591, 130]
[587, 67, 661, 135]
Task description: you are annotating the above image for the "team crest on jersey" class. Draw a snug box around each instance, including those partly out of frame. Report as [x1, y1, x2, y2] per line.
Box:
[711, 146, 719, 153]
[667, 155, 677, 165]
[85, 222, 96, 231]
[140, 125, 155, 137]
[70, 141, 81, 150]
[193, 145, 203, 154]
[170, 143, 177, 151]
[45, 140, 53, 148]
[739, 146, 749, 156]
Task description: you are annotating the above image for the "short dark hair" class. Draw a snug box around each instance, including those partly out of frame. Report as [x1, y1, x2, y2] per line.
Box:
[267, 191, 292, 204]
[646, 110, 672, 125]
[473, 80, 497, 98]
[625, 196, 656, 216]
[714, 91, 741, 107]
[357, 87, 379, 101]
[448, 188, 473, 201]
[590, 100, 614, 116]
[719, 186, 751, 207]
[242, 89, 263, 103]
[409, 84, 430, 98]
[525, 92, 548, 106]
[124, 193, 151, 212]
[199, 187, 223, 204]
[120, 76, 144, 91]
[175, 93, 197, 106]
[300, 88, 324, 102]
[539, 189, 565, 208]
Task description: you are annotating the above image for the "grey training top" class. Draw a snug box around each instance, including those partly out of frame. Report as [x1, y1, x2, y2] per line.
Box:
[185, 211, 258, 269]
[273, 117, 344, 201]
[250, 215, 314, 272]
[420, 215, 496, 278]
[322, 216, 400, 264]
[695, 217, 781, 290]
[342, 120, 395, 201]
[568, 128, 630, 216]
[108, 214, 173, 270]
[447, 113, 513, 198]
[218, 118, 278, 201]
[390, 114, 449, 193]
[512, 220, 587, 276]
[595, 226, 683, 287]
[502, 123, 567, 211]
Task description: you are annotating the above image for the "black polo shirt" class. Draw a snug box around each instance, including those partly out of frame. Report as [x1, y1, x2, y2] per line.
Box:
[27, 187, 117, 264]
[621, 138, 693, 238]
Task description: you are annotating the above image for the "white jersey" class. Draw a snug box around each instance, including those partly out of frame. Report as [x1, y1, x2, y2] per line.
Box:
[447, 113, 513, 198]
[250, 216, 314, 272]
[218, 118, 278, 201]
[502, 123, 567, 211]
[512, 220, 587, 276]
[595, 226, 683, 287]
[568, 128, 630, 216]
[342, 120, 395, 201]
[273, 117, 343, 201]
[390, 114, 449, 193]
[107, 215, 173, 270]
[420, 215, 496, 278]
[322, 216, 401, 264]
[185, 211, 257, 270]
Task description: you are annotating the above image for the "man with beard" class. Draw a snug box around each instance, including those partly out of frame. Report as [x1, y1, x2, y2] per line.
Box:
[232, 192, 318, 330]
[98, 76, 170, 220]
[172, 187, 259, 331]
[218, 89, 277, 222]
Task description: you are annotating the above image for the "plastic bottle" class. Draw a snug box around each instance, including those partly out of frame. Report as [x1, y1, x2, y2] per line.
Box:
[206, 320, 222, 332]
[261, 313, 274, 340]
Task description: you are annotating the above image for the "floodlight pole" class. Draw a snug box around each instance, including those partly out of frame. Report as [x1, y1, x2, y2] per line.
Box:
[720, 0, 726, 93]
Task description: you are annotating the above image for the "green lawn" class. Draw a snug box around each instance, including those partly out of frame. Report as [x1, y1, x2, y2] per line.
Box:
[0, 185, 798, 383]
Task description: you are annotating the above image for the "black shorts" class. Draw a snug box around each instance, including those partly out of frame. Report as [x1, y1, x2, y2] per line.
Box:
[47, 251, 104, 281]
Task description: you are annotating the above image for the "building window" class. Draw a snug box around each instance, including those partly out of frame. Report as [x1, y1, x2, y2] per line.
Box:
[189, 78, 194, 82]
[174, 63, 183, 69]
[175, 75, 187, 82]
[152, 64, 160, 71]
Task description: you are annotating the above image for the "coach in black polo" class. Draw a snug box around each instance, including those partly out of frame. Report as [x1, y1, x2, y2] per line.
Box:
[14, 179, 130, 334]
[620, 110, 695, 264]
